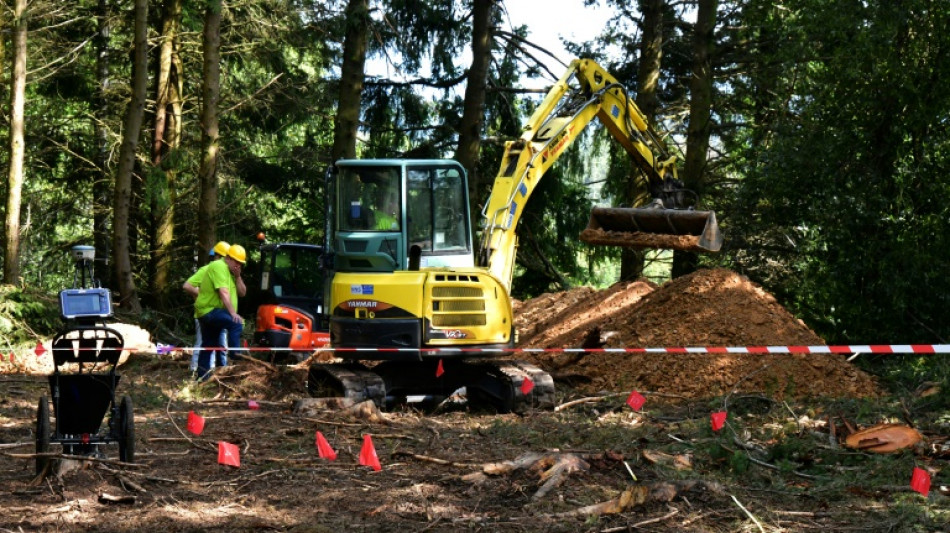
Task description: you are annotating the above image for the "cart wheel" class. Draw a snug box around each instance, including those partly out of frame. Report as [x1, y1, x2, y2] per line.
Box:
[118, 395, 135, 463]
[35, 396, 51, 476]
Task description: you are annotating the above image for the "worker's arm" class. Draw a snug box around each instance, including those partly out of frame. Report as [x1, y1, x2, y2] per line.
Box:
[217, 287, 242, 323]
[236, 272, 247, 298]
[183, 281, 199, 298]
[184, 265, 207, 298]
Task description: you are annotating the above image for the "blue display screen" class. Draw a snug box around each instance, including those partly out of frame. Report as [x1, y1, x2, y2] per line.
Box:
[60, 289, 113, 318]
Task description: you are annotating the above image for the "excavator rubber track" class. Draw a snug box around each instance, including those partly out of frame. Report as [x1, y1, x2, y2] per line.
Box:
[580, 206, 722, 253]
[465, 359, 556, 413]
[305, 358, 555, 414]
[306, 363, 386, 404]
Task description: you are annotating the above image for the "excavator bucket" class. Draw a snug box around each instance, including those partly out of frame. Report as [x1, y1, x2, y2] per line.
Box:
[579, 206, 723, 253]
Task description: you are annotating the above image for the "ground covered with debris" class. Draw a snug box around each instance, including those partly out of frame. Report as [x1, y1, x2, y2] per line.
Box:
[0, 268, 946, 531]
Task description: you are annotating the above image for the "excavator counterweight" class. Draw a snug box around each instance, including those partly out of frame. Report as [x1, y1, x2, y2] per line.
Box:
[580, 206, 722, 253]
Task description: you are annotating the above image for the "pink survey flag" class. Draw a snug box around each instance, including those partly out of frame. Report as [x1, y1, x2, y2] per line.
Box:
[315, 431, 337, 461]
[186, 411, 205, 435]
[711, 411, 727, 432]
[218, 441, 241, 467]
[910, 467, 931, 497]
[359, 434, 381, 471]
[626, 390, 646, 411]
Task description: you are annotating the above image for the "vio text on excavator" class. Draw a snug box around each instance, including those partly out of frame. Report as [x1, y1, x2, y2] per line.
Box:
[306, 59, 722, 412]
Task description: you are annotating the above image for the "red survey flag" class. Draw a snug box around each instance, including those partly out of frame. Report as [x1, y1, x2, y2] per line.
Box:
[8, 352, 14, 363]
[247, 400, 260, 410]
[315, 431, 337, 461]
[359, 434, 381, 471]
[520, 377, 534, 396]
[911, 467, 931, 497]
[34, 342, 46, 358]
[711, 411, 728, 432]
[186, 411, 205, 435]
[435, 359, 445, 378]
[218, 441, 241, 467]
[626, 390, 646, 411]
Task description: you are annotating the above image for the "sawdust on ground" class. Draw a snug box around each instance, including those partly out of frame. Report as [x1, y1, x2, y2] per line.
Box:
[514, 268, 881, 400]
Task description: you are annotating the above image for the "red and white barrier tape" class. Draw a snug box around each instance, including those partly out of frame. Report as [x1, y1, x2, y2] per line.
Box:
[156, 344, 950, 354]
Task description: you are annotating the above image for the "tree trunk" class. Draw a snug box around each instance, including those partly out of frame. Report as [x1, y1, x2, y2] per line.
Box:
[673, 0, 717, 279]
[620, 0, 665, 282]
[93, 0, 113, 288]
[111, 0, 148, 313]
[197, 0, 222, 259]
[330, 0, 369, 162]
[149, 0, 183, 307]
[455, 0, 493, 215]
[635, 0, 663, 121]
[4, 0, 27, 285]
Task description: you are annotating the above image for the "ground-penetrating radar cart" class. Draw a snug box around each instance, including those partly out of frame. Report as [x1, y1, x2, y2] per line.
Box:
[34, 246, 134, 476]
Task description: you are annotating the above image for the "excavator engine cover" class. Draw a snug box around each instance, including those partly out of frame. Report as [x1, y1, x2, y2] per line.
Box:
[580, 206, 722, 253]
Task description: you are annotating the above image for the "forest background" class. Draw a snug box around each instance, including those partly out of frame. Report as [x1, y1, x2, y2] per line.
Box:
[0, 0, 947, 394]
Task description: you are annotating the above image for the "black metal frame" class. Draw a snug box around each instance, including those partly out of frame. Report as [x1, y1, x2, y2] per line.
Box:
[35, 325, 134, 474]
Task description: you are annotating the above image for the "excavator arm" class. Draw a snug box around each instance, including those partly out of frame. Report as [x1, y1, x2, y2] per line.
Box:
[477, 59, 722, 291]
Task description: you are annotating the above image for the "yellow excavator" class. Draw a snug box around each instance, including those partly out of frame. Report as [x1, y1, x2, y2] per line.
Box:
[308, 59, 721, 412]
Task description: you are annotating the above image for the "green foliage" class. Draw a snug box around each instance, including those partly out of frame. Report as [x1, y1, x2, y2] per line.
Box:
[0, 285, 62, 346]
[721, 0, 950, 359]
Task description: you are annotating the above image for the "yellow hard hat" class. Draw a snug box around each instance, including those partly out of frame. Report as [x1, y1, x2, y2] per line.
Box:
[227, 244, 247, 264]
[212, 241, 230, 257]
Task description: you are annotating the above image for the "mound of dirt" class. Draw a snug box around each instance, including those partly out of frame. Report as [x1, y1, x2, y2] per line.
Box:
[515, 268, 881, 400]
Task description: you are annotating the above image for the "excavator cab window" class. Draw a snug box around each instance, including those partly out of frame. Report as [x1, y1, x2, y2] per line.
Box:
[338, 167, 400, 232]
[406, 167, 469, 255]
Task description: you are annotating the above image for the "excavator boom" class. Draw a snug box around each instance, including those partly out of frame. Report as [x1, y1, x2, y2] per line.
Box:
[479, 59, 722, 289]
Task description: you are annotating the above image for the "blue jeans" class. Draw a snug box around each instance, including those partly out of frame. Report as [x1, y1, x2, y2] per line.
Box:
[196, 308, 244, 380]
[191, 318, 228, 371]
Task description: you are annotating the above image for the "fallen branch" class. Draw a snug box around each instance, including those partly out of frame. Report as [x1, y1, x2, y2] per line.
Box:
[542, 480, 724, 519]
[721, 443, 822, 480]
[601, 505, 679, 531]
[555, 393, 625, 411]
[116, 474, 147, 493]
[209, 373, 240, 393]
[0, 441, 32, 450]
[296, 416, 364, 428]
[98, 492, 137, 504]
[5, 452, 146, 469]
[230, 353, 279, 373]
[165, 397, 216, 453]
[554, 390, 688, 412]
[481, 452, 591, 500]
[730, 494, 766, 533]
[199, 398, 285, 407]
[100, 465, 182, 484]
[391, 451, 478, 468]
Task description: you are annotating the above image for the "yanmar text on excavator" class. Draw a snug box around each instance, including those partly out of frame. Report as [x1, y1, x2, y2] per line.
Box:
[308, 59, 722, 412]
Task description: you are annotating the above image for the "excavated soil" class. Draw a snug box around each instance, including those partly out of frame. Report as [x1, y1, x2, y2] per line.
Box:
[514, 268, 881, 400]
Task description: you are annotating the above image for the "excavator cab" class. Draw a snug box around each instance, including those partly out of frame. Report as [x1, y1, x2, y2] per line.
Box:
[331, 160, 475, 273]
[253, 241, 330, 360]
